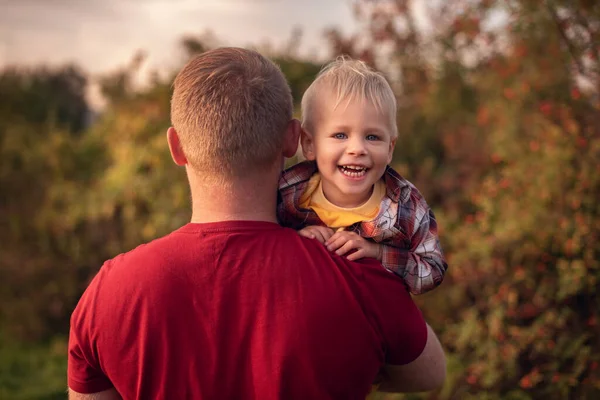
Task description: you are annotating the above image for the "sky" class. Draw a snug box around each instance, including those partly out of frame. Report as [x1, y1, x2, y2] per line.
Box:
[0, 0, 360, 75]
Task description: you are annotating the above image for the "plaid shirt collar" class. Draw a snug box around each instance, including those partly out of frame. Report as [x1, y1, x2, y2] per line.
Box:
[279, 160, 411, 205]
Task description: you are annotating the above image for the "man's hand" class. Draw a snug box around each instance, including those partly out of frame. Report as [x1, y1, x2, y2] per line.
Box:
[325, 229, 383, 261]
[298, 225, 335, 244]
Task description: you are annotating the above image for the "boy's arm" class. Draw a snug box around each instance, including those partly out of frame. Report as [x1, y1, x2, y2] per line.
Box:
[381, 208, 447, 295]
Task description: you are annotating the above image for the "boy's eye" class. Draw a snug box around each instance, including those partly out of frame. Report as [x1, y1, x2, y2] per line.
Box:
[366, 134, 380, 141]
[333, 132, 347, 139]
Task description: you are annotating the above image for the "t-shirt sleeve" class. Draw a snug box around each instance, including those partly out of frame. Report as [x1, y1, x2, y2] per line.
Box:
[67, 277, 114, 393]
[359, 259, 428, 365]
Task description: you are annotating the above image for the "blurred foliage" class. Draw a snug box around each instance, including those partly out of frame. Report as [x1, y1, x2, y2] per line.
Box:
[1, 0, 600, 398]
[0, 334, 67, 400]
[336, 0, 600, 399]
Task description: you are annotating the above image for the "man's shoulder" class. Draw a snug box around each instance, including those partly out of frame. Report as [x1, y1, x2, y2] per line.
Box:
[106, 227, 185, 267]
[90, 226, 198, 292]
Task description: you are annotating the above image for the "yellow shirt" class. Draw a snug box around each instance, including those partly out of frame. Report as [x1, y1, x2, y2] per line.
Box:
[298, 173, 386, 229]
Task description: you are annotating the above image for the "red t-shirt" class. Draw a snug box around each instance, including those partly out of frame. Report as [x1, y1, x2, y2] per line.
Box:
[68, 221, 426, 399]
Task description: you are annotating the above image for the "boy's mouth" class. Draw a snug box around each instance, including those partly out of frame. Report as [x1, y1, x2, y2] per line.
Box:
[338, 165, 368, 177]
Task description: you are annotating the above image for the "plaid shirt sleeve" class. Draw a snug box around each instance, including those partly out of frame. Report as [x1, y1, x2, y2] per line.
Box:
[380, 205, 447, 295]
[357, 168, 448, 295]
[277, 161, 324, 229]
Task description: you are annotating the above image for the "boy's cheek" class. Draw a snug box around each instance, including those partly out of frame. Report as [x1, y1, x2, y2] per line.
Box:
[388, 139, 397, 162]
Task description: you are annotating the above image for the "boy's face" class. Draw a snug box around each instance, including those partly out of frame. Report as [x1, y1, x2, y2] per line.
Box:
[302, 94, 397, 208]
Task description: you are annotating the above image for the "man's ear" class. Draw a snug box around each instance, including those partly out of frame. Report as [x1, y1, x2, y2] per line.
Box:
[388, 137, 397, 164]
[283, 119, 301, 158]
[167, 127, 188, 166]
[300, 127, 316, 161]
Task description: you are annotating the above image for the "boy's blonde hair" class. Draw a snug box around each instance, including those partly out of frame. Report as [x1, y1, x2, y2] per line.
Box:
[301, 57, 397, 137]
[171, 47, 292, 176]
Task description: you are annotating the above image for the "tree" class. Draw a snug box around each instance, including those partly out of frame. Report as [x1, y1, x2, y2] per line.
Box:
[0, 65, 93, 339]
[328, 0, 600, 398]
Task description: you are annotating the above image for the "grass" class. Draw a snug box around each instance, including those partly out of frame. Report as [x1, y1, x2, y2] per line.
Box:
[0, 334, 68, 400]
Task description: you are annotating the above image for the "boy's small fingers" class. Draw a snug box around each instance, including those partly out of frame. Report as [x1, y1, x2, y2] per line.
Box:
[335, 241, 356, 256]
[327, 231, 348, 244]
[314, 231, 326, 244]
[318, 228, 332, 239]
[326, 236, 345, 251]
[323, 229, 334, 240]
[324, 233, 336, 246]
[346, 249, 364, 261]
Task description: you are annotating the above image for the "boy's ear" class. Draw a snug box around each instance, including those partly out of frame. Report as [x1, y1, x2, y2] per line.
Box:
[167, 127, 188, 166]
[282, 119, 301, 158]
[300, 127, 316, 161]
[387, 137, 397, 164]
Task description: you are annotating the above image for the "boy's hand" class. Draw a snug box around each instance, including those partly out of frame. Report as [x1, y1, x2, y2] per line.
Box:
[325, 229, 383, 261]
[298, 225, 335, 244]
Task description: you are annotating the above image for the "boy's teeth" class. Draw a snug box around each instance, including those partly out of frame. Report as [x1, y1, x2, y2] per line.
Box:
[339, 165, 367, 177]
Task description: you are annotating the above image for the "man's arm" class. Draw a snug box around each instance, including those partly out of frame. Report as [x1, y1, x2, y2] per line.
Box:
[68, 388, 122, 400]
[378, 324, 446, 393]
[68, 265, 116, 396]
[358, 258, 446, 392]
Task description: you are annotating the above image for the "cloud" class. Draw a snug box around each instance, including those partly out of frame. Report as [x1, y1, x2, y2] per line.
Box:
[0, 0, 125, 31]
[0, 0, 358, 72]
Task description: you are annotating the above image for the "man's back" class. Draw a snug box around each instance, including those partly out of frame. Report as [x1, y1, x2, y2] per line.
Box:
[69, 221, 426, 399]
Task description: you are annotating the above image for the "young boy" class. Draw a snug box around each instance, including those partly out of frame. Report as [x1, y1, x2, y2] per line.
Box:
[277, 57, 447, 295]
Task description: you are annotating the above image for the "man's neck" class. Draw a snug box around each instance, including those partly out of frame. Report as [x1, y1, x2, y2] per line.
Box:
[187, 167, 280, 224]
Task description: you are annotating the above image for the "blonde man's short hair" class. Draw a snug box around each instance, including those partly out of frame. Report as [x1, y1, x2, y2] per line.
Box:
[171, 47, 292, 176]
[301, 56, 397, 137]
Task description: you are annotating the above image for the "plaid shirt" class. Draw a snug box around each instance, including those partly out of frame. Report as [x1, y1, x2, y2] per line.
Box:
[277, 161, 448, 294]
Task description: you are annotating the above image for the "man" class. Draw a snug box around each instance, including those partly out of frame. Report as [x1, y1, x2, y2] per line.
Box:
[68, 47, 446, 400]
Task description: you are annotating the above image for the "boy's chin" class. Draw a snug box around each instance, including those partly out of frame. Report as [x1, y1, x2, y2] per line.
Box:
[341, 186, 375, 199]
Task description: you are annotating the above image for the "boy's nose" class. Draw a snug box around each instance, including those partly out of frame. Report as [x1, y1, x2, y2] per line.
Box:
[347, 138, 367, 156]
